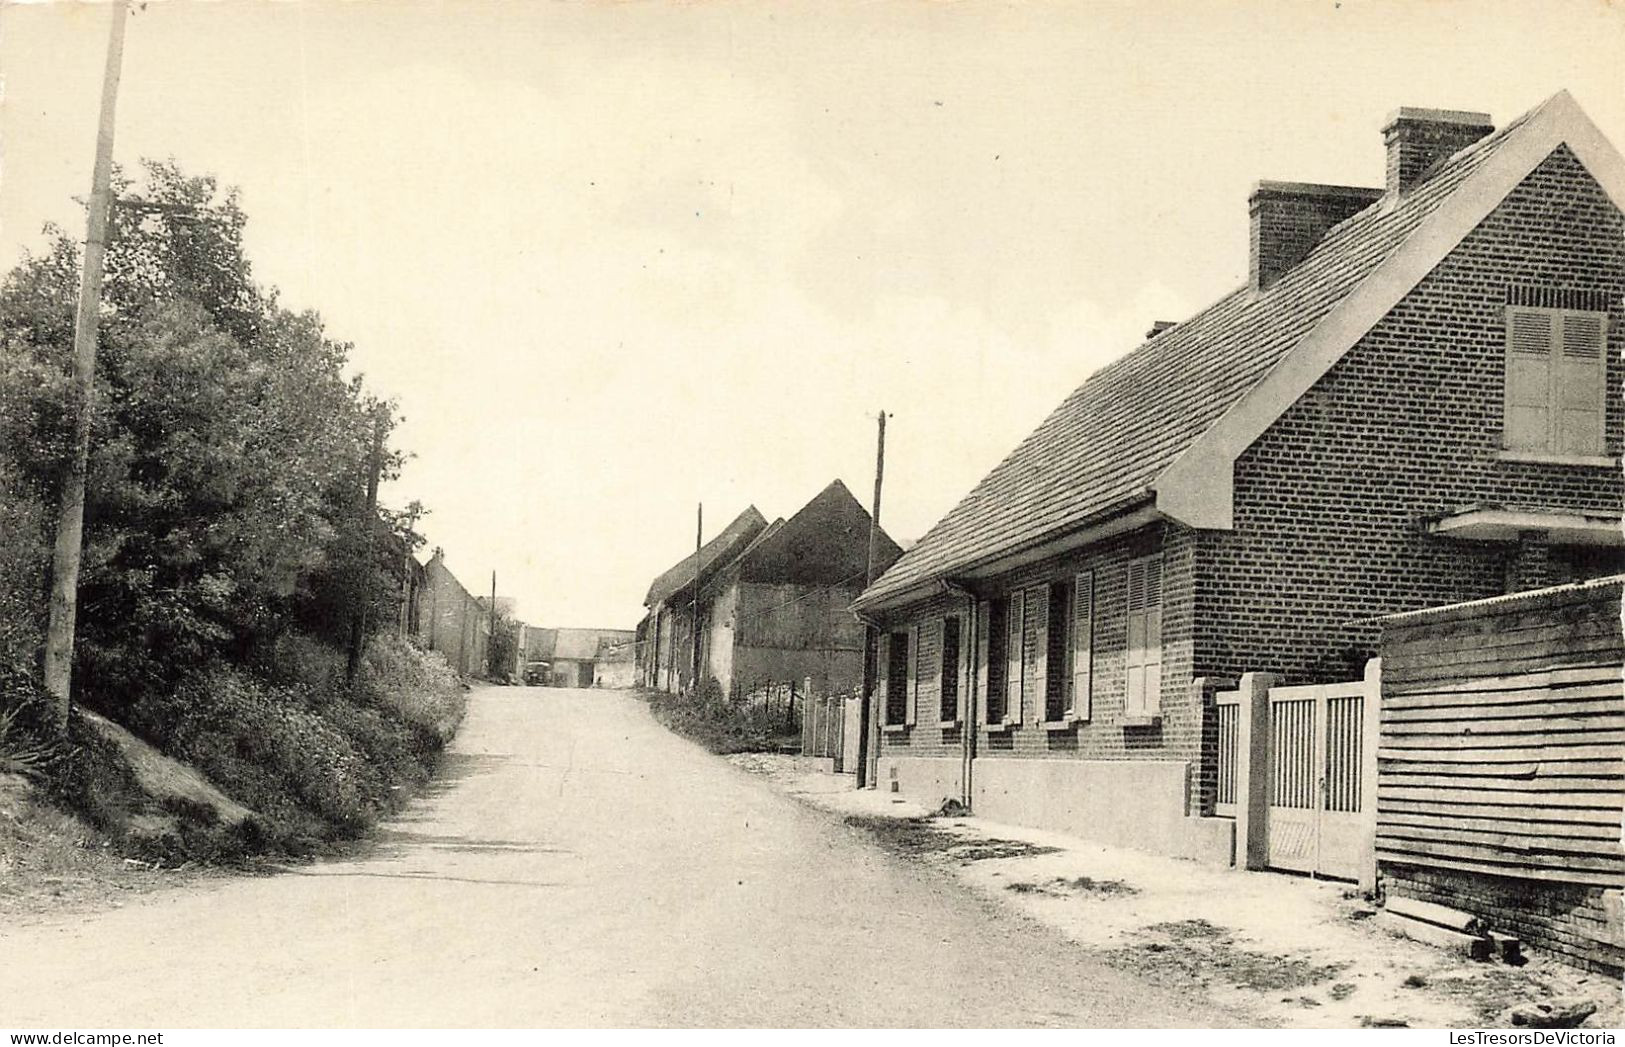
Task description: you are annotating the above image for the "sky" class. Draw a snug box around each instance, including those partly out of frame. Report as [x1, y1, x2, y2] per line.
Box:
[3, 0, 1623, 629]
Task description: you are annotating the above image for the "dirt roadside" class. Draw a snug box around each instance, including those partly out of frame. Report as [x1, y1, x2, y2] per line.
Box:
[729, 752, 1624, 1030]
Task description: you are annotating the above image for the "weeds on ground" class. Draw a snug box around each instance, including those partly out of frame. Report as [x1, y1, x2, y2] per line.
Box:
[1106, 918, 1348, 993]
[844, 815, 1063, 863]
[1007, 875, 1138, 898]
[640, 685, 799, 755]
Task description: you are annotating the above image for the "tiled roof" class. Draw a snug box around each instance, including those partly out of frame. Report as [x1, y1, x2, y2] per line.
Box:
[857, 105, 1539, 610]
[644, 506, 768, 607]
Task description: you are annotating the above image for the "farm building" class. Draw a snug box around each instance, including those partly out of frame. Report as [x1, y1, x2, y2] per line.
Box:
[639, 480, 901, 700]
[851, 92, 1625, 870]
[414, 548, 490, 677]
[524, 627, 635, 688]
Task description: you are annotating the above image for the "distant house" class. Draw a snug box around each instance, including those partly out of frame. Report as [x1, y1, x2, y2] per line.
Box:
[523, 627, 635, 688]
[639, 480, 901, 700]
[593, 634, 637, 688]
[852, 94, 1625, 866]
[414, 548, 490, 677]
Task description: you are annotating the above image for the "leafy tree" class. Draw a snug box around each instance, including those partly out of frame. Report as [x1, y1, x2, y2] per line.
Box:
[0, 160, 419, 708]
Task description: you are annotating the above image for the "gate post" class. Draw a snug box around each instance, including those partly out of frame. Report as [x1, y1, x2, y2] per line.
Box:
[1358, 657, 1382, 892]
[1234, 671, 1277, 870]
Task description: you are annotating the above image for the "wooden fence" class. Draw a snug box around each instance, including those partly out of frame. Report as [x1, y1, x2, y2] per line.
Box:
[1371, 576, 1625, 975]
[802, 692, 851, 764]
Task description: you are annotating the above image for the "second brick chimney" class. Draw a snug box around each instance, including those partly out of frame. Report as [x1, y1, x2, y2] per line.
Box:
[1383, 107, 1494, 195]
[1249, 181, 1383, 292]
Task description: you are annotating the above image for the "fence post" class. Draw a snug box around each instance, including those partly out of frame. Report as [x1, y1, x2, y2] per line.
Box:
[1234, 671, 1277, 871]
[1359, 657, 1382, 893]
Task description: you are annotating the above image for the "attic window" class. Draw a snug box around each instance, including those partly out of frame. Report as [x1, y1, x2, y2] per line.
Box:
[1503, 303, 1608, 457]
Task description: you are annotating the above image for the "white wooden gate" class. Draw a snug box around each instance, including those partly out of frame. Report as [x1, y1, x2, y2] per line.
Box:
[1266, 681, 1366, 880]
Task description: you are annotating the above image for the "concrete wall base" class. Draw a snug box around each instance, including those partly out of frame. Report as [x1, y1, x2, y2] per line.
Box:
[877, 754, 1235, 866]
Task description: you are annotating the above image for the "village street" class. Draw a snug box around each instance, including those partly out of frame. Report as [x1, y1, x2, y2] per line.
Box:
[3, 687, 1237, 1028]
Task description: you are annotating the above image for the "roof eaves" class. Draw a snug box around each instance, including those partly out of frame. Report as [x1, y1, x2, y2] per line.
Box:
[1154, 91, 1621, 530]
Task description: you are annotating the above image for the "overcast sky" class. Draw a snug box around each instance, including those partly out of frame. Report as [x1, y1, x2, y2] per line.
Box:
[3, 0, 1623, 629]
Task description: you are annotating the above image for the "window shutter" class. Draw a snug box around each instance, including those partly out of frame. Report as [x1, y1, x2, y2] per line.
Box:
[1031, 588, 1048, 724]
[876, 632, 891, 724]
[975, 601, 991, 725]
[1142, 558, 1164, 715]
[1556, 312, 1607, 456]
[1504, 308, 1555, 452]
[1125, 561, 1147, 718]
[954, 614, 970, 725]
[905, 624, 919, 726]
[1072, 570, 1094, 721]
[1005, 592, 1024, 724]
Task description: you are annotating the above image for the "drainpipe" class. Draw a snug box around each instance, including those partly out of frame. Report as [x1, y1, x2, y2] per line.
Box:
[941, 579, 978, 810]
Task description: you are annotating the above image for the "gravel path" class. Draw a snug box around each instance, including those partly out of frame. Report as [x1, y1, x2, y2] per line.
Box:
[3, 686, 1238, 1027]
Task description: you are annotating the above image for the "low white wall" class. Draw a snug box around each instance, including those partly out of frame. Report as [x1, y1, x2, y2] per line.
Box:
[878, 754, 1234, 866]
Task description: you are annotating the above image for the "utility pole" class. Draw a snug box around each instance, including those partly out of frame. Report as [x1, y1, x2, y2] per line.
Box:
[855, 410, 886, 788]
[690, 503, 702, 695]
[43, 1, 130, 725]
[346, 410, 386, 684]
[489, 570, 497, 678]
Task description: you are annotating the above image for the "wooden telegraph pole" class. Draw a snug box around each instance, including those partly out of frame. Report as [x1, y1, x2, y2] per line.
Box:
[489, 570, 497, 678]
[855, 410, 886, 788]
[43, 1, 130, 724]
[346, 410, 387, 684]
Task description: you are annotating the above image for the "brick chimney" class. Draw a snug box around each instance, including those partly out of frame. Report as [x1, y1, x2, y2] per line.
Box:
[1249, 181, 1383, 292]
[1383, 107, 1493, 195]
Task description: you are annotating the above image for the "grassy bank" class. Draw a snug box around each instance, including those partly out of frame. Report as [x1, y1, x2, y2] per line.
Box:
[639, 686, 800, 755]
[0, 635, 468, 912]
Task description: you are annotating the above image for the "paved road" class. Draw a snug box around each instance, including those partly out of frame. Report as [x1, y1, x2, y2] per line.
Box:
[5, 687, 1234, 1027]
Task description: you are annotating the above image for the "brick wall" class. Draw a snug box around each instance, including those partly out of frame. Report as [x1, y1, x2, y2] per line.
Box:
[1199, 145, 1625, 685]
[1384, 862, 1624, 977]
[875, 522, 1212, 812]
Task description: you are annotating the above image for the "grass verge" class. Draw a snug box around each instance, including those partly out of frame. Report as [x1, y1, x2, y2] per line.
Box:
[638, 686, 799, 755]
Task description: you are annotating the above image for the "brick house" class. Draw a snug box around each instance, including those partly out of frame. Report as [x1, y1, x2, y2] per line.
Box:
[851, 92, 1625, 865]
[415, 548, 490, 677]
[639, 480, 901, 700]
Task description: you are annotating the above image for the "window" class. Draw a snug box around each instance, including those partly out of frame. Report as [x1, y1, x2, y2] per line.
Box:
[985, 599, 1008, 724]
[1504, 304, 1607, 456]
[884, 630, 909, 726]
[1072, 570, 1095, 721]
[1044, 583, 1070, 722]
[1005, 591, 1025, 723]
[1124, 556, 1163, 720]
[939, 616, 962, 724]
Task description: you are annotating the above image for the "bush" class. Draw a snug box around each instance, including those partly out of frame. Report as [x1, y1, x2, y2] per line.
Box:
[357, 634, 466, 744]
[129, 666, 378, 840]
[641, 680, 801, 755]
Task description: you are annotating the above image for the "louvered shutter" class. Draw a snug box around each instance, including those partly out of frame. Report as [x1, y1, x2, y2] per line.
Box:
[1072, 570, 1094, 721]
[905, 624, 919, 726]
[1125, 562, 1147, 717]
[1142, 558, 1164, 715]
[1556, 312, 1607, 456]
[956, 615, 971, 724]
[1504, 308, 1554, 452]
[877, 632, 892, 725]
[1031, 588, 1048, 724]
[975, 601, 990, 725]
[1005, 592, 1024, 725]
